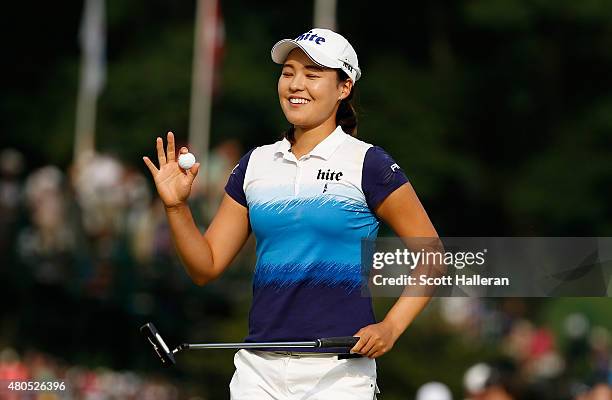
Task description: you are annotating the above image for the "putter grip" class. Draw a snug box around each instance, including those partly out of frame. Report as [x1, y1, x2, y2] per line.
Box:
[317, 336, 359, 348]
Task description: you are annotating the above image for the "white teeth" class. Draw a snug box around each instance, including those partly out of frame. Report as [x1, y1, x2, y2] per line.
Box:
[289, 98, 309, 104]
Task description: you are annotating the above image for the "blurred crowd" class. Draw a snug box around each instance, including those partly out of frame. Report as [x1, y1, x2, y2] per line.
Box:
[0, 145, 610, 399]
[0, 141, 244, 292]
[0, 143, 250, 369]
[416, 298, 612, 399]
[0, 347, 186, 400]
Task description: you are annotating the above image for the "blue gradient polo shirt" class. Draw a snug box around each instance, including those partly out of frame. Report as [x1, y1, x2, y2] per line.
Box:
[225, 126, 408, 350]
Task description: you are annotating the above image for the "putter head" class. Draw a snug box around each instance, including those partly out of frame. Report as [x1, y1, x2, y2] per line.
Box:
[140, 322, 176, 367]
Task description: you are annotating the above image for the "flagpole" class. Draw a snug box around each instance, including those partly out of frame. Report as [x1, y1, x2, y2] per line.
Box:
[74, 0, 105, 164]
[313, 0, 337, 30]
[189, 0, 217, 189]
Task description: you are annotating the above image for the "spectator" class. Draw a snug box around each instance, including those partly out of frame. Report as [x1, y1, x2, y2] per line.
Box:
[416, 381, 453, 400]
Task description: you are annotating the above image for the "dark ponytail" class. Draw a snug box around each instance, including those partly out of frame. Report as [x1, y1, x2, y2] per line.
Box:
[282, 69, 358, 143]
[336, 69, 358, 135]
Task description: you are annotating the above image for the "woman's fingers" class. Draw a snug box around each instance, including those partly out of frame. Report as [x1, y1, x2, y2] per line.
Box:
[166, 131, 175, 162]
[187, 162, 200, 180]
[351, 331, 371, 354]
[142, 156, 158, 175]
[369, 350, 384, 359]
[156, 137, 167, 166]
[351, 324, 394, 358]
[365, 342, 385, 358]
[360, 337, 377, 356]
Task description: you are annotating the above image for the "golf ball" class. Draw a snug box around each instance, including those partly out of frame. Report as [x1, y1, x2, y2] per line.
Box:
[178, 152, 196, 170]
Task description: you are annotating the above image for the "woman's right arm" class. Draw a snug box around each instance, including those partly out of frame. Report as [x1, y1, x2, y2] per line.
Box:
[143, 132, 250, 286]
[164, 195, 250, 285]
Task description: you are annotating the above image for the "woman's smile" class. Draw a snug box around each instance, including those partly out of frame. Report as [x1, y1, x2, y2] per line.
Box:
[288, 96, 311, 106]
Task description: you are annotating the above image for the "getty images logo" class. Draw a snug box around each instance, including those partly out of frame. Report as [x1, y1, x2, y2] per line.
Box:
[296, 31, 326, 45]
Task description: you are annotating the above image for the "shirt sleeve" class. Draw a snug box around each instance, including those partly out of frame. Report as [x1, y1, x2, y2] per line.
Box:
[224, 148, 254, 208]
[362, 146, 409, 210]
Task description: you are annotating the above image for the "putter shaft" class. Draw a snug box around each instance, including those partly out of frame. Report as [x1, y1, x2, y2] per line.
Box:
[181, 341, 318, 351]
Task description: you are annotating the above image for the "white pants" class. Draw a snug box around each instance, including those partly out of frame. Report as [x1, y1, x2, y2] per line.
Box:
[229, 349, 380, 400]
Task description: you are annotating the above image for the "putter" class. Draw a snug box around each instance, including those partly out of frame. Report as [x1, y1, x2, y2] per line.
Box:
[140, 322, 360, 367]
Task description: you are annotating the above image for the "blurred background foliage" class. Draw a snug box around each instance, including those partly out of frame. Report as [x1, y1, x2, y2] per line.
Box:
[1, 0, 611, 399]
[3, 0, 611, 235]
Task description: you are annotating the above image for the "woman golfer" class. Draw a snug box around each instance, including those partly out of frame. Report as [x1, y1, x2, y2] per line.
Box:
[143, 28, 438, 399]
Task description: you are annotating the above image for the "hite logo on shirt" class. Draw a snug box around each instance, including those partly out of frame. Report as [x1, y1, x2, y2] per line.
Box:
[317, 169, 343, 181]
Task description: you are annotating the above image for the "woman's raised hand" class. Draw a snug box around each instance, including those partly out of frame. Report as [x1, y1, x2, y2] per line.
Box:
[143, 131, 200, 209]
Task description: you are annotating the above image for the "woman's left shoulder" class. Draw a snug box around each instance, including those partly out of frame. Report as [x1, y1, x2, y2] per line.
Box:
[362, 144, 401, 168]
